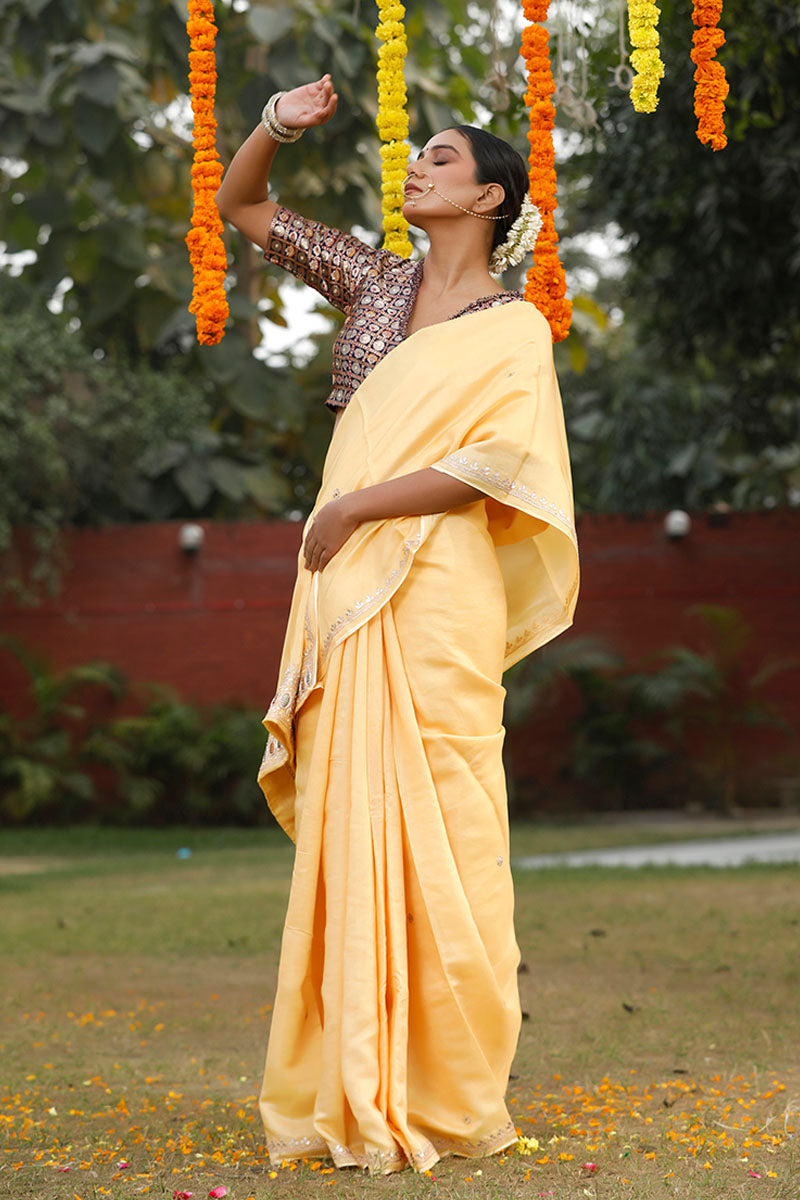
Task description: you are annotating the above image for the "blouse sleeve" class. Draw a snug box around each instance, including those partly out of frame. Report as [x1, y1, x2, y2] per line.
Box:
[263, 205, 397, 314]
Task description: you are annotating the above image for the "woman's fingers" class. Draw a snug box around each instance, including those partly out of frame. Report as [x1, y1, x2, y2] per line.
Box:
[303, 498, 354, 572]
[308, 79, 337, 123]
[304, 528, 336, 573]
[303, 526, 323, 573]
[302, 76, 337, 125]
[277, 75, 337, 129]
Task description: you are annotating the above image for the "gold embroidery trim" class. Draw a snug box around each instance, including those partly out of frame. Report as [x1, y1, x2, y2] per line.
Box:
[259, 613, 317, 779]
[320, 531, 422, 665]
[504, 573, 580, 659]
[264, 1117, 518, 1173]
[435, 452, 576, 537]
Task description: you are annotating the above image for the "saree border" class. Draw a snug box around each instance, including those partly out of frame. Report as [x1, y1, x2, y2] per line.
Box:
[264, 1117, 518, 1175]
[432, 452, 576, 539]
[259, 522, 427, 783]
[259, 609, 318, 778]
[318, 524, 426, 669]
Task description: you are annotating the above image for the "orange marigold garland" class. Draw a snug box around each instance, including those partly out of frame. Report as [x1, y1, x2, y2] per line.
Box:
[690, 0, 728, 150]
[186, 0, 229, 344]
[521, 0, 571, 342]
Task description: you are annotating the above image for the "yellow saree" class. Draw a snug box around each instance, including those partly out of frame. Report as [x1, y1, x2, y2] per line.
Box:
[257, 301, 579, 1174]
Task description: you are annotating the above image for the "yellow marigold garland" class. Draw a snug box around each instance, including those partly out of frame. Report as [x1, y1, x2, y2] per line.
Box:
[375, 0, 412, 257]
[691, 0, 728, 150]
[186, 0, 229, 344]
[521, 0, 571, 342]
[627, 0, 665, 113]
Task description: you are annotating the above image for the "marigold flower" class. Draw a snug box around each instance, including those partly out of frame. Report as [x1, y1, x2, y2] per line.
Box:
[690, 0, 728, 149]
[627, 0, 665, 112]
[185, 0, 229, 344]
[516, 1134, 541, 1155]
[375, 0, 412, 256]
[520, 0, 571, 341]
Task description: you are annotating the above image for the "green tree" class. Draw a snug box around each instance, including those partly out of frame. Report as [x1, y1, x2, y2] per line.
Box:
[0, 0, 529, 518]
[0, 272, 286, 598]
[557, 0, 800, 512]
[5, 0, 796, 526]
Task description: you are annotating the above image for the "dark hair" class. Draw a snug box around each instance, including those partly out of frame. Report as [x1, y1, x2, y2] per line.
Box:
[452, 125, 528, 253]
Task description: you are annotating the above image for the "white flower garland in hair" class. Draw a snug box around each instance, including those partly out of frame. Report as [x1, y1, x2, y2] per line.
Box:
[488, 195, 543, 276]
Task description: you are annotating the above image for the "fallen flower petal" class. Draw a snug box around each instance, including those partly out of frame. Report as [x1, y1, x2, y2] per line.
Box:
[583, 1162, 597, 1171]
[173, 1192, 193, 1199]
[517, 1135, 541, 1155]
[208, 1190, 228, 1199]
[748, 1170, 763, 1178]
[117, 1160, 130, 1168]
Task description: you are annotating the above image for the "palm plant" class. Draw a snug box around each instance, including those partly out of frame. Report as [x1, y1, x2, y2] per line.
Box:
[636, 606, 796, 812]
[0, 638, 127, 821]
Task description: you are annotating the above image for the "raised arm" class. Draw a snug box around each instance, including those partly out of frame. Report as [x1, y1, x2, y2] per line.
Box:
[215, 75, 338, 249]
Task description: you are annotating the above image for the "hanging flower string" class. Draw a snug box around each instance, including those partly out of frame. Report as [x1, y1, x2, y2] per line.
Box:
[691, 0, 728, 150]
[521, 0, 572, 342]
[627, 0, 665, 113]
[375, 0, 412, 257]
[186, 0, 229, 344]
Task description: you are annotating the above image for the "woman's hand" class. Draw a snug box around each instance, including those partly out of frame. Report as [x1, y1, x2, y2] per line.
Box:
[275, 75, 338, 130]
[303, 496, 359, 574]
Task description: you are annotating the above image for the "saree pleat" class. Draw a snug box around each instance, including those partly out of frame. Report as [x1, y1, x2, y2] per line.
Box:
[260, 511, 520, 1172]
[258, 304, 579, 1173]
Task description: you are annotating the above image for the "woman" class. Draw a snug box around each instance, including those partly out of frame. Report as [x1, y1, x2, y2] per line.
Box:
[216, 74, 579, 1175]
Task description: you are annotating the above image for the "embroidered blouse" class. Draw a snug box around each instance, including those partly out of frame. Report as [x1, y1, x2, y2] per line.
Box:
[263, 206, 524, 411]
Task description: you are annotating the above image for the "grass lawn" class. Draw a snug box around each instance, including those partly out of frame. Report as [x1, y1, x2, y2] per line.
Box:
[1, 821, 799, 1199]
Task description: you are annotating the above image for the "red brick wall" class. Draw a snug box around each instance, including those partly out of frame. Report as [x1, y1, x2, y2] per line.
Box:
[2, 512, 799, 733]
[514, 510, 800, 803]
[1, 522, 301, 713]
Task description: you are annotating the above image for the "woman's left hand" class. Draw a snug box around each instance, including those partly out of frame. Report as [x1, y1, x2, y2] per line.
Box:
[303, 496, 359, 573]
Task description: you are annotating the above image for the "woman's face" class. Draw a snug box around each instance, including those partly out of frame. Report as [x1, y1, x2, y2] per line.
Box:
[403, 128, 503, 227]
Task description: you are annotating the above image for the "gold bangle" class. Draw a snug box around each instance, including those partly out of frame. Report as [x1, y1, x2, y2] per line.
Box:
[261, 92, 303, 144]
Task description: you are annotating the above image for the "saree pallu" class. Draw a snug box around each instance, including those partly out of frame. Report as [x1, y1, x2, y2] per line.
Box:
[257, 302, 579, 1174]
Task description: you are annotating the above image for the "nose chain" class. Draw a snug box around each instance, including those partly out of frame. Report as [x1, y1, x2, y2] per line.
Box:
[407, 180, 507, 221]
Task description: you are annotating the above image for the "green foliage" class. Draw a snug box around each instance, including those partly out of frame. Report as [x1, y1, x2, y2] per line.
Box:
[0, 643, 267, 826]
[0, 639, 126, 822]
[504, 607, 797, 814]
[84, 689, 267, 826]
[578, 0, 800, 364]
[505, 638, 685, 814]
[1, 604, 796, 825]
[637, 605, 796, 811]
[0, 275, 300, 598]
[2, 0, 798, 524]
[503, 635, 621, 729]
[559, 667, 677, 809]
[0, 0, 525, 532]
[558, 0, 800, 512]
